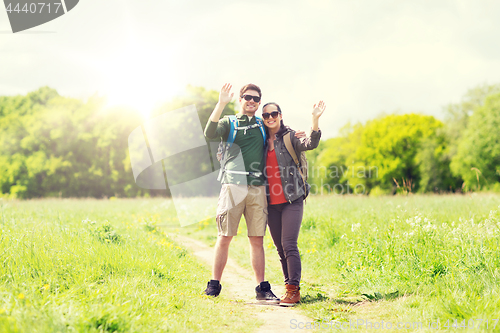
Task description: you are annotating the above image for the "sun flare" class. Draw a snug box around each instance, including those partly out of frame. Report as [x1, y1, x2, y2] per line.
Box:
[95, 38, 183, 119]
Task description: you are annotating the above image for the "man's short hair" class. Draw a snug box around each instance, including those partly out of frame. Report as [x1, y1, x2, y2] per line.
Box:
[240, 84, 262, 98]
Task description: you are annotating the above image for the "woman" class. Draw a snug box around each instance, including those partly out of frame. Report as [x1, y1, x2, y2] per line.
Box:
[262, 101, 325, 306]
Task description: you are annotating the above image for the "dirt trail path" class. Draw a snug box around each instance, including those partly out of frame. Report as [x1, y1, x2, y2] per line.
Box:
[172, 234, 313, 333]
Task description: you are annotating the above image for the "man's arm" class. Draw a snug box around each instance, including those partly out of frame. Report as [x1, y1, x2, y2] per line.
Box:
[205, 83, 234, 139]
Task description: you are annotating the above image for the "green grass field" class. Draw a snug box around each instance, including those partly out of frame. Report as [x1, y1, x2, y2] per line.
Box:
[182, 194, 500, 331]
[2, 194, 500, 332]
[0, 199, 259, 333]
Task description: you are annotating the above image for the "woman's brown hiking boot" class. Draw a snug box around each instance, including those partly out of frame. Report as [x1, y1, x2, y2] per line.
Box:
[280, 284, 300, 306]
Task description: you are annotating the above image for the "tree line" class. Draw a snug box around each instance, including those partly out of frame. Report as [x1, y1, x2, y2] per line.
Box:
[1, 84, 499, 198]
[307, 83, 500, 194]
[0, 86, 235, 198]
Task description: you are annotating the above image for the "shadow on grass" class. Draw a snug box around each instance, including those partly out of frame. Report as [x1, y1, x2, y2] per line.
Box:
[330, 298, 366, 306]
[300, 292, 329, 304]
[361, 290, 402, 302]
[301, 290, 406, 307]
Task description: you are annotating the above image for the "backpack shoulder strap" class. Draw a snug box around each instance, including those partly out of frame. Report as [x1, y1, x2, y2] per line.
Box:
[284, 132, 307, 200]
[283, 133, 299, 165]
[255, 116, 267, 146]
[227, 115, 238, 147]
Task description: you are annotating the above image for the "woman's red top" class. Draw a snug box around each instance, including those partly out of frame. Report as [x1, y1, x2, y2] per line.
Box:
[266, 148, 287, 205]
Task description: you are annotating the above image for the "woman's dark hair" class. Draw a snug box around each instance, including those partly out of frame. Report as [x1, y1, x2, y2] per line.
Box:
[262, 102, 285, 136]
[262, 102, 281, 114]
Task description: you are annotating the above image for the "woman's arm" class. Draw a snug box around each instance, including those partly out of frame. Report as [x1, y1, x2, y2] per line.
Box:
[292, 101, 325, 152]
[292, 129, 321, 152]
[311, 100, 325, 131]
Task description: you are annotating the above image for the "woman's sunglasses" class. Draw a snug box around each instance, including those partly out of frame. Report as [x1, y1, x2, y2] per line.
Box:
[241, 95, 261, 103]
[262, 111, 280, 120]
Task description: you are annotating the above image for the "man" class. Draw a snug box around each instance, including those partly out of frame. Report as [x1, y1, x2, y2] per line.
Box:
[203, 83, 279, 302]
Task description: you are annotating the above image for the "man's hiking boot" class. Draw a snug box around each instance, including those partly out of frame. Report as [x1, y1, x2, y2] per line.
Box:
[280, 284, 300, 306]
[204, 280, 222, 297]
[255, 281, 280, 303]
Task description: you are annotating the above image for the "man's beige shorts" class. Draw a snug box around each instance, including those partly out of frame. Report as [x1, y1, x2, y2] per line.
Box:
[216, 184, 267, 237]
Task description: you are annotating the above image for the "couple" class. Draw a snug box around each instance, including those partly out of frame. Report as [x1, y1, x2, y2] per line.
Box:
[203, 83, 324, 306]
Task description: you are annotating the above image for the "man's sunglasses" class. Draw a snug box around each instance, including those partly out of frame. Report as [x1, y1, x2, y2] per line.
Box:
[241, 95, 261, 103]
[262, 111, 280, 120]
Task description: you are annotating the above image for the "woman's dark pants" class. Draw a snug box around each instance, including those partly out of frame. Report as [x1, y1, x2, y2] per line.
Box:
[267, 197, 304, 286]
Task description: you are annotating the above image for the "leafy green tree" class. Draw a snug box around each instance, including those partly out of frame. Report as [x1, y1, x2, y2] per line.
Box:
[0, 87, 141, 198]
[0, 85, 230, 198]
[415, 130, 460, 193]
[450, 92, 500, 190]
[443, 84, 500, 168]
[346, 114, 443, 194]
[151, 85, 237, 195]
[309, 123, 364, 194]
[0, 87, 62, 197]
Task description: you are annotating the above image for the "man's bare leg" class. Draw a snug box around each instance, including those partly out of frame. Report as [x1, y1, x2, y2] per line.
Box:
[248, 236, 265, 283]
[213, 235, 233, 281]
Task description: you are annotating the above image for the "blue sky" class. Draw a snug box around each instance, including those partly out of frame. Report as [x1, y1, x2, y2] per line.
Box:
[1, 0, 500, 138]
